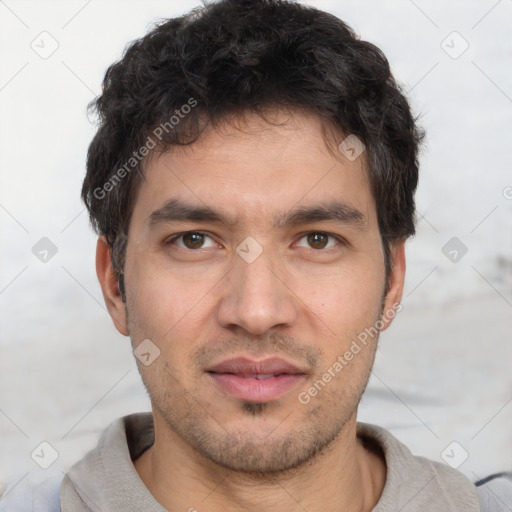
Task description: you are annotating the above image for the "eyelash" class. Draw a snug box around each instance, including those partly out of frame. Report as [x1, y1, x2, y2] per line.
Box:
[165, 231, 345, 251]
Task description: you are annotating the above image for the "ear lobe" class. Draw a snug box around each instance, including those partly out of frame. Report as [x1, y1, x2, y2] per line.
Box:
[380, 241, 406, 332]
[96, 236, 129, 336]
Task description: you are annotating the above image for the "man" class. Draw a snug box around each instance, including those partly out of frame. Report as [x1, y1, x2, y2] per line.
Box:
[2, 0, 511, 510]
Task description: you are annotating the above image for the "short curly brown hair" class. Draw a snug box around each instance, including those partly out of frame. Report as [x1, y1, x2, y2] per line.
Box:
[82, 0, 422, 296]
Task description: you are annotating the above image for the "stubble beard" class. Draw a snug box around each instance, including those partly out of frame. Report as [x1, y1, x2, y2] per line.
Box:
[145, 342, 377, 477]
[128, 291, 386, 476]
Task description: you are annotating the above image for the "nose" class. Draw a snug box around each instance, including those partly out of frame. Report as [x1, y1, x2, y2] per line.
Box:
[215, 244, 298, 336]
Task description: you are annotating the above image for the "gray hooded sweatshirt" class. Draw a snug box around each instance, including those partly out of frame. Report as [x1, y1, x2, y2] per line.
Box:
[62, 413, 481, 511]
[2, 412, 510, 510]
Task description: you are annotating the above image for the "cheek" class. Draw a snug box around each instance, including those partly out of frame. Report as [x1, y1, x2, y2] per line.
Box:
[290, 261, 384, 326]
[288, 267, 385, 385]
[125, 261, 217, 378]
[126, 255, 206, 330]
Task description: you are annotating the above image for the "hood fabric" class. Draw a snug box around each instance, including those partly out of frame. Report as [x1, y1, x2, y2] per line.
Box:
[60, 412, 481, 511]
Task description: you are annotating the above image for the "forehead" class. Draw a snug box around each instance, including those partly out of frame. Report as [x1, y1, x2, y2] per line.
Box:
[132, 109, 376, 231]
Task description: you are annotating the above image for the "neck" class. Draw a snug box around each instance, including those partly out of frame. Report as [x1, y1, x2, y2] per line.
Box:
[134, 411, 386, 512]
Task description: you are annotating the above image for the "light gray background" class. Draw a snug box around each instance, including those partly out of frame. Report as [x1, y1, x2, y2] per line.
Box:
[1, 0, 511, 494]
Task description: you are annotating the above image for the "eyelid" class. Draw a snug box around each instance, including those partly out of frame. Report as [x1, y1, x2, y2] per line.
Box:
[294, 231, 346, 250]
[165, 230, 217, 249]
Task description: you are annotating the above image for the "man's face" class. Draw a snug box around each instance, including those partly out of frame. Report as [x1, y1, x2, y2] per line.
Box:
[116, 109, 403, 474]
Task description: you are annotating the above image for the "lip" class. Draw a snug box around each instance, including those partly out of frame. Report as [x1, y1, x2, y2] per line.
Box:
[206, 356, 307, 403]
[207, 356, 306, 376]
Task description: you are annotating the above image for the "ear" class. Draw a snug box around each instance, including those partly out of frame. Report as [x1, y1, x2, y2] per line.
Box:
[96, 236, 129, 336]
[380, 241, 406, 332]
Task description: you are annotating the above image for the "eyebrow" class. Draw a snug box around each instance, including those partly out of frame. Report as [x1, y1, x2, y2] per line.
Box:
[148, 198, 367, 230]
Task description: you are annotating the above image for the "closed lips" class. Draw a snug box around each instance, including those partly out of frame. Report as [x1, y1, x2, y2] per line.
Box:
[206, 356, 307, 377]
[211, 373, 294, 380]
[206, 356, 308, 402]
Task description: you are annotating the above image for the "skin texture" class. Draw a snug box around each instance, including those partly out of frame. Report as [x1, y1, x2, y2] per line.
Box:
[96, 108, 406, 511]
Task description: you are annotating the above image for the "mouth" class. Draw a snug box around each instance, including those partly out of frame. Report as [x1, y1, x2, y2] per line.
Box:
[206, 356, 308, 402]
[220, 373, 289, 380]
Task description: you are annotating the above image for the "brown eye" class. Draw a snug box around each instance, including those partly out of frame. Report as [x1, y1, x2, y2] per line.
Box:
[182, 232, 205, 249]
[307, 233, 329, 249]
[296, 232, 341, 250]
[168, 231, 216, 250]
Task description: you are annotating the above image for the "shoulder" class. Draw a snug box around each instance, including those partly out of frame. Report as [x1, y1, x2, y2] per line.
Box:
[357, 422, 481, 510]
[0, 473, 63, 512]
[476, 472, 512, 512]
